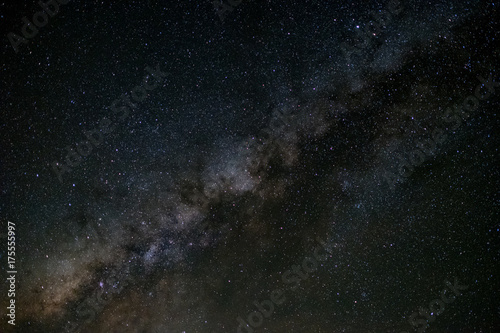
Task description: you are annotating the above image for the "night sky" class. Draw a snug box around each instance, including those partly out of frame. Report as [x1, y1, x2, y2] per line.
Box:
[0, 0, 499, 332]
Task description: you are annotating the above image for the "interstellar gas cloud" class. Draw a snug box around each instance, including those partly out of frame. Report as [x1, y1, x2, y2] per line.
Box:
[0, 0, 499, 332]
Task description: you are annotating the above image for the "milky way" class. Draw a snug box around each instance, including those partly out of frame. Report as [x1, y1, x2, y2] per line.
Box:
[1, 0, 499, 332]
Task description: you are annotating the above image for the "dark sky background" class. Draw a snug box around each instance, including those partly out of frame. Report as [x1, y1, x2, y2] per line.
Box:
[0, 0, 499, 332]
